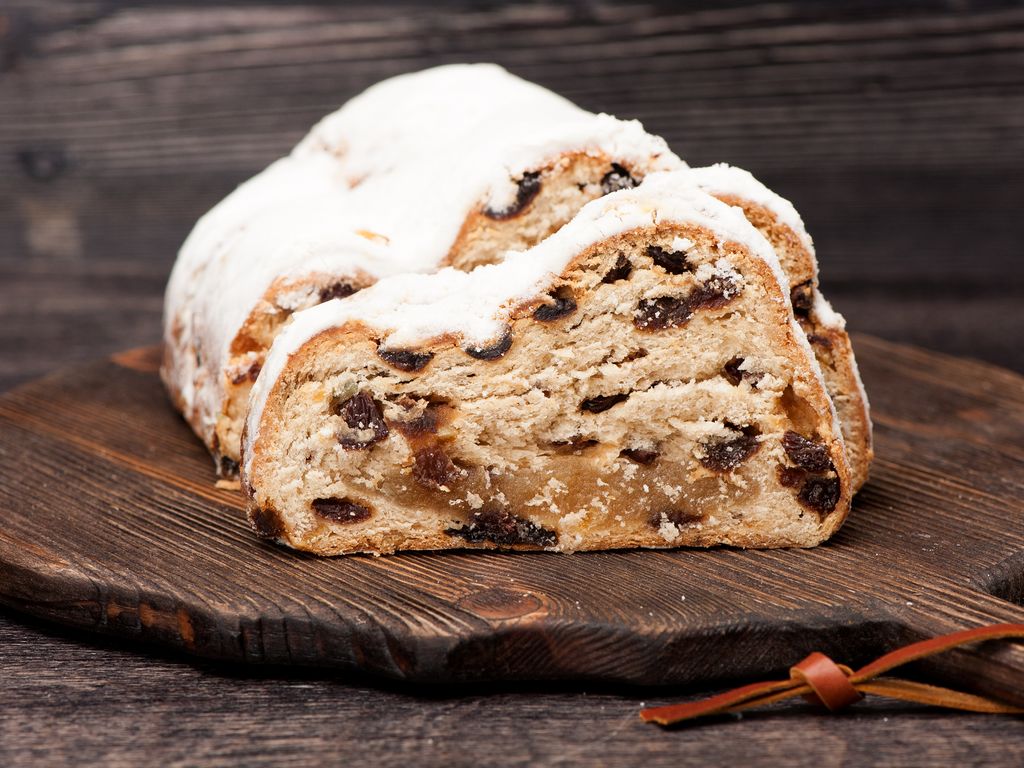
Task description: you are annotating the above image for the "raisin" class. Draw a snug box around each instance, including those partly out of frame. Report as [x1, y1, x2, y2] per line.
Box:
[798, 476, 841, 516]
[782, 431, 833, 473]
[311, 497, 373, 524]
[621, 447, 659, 464]
[484, 172, 541, 219]
[699, 429, 761, 472]
[393, 400, 449, 438]
[412, 444, 460, 489]
[581, 393, 629, 413]
[791, 281, 813, 318]
[550, 436, 600, 453]
[230, 361, 262, 385]
[334, 391, 389, 449]
[465, 331, 513, 360]
[319, 281, 357, 303]
[777, 465, 806, 488]
[250, 506, 284, 539]
[602, 255, 633, 283]
[807, 333, 833, 349]
[218, 455, 239, 477]
[634, 295, 694, 330]
[689, 274, 740, 311]
[601, 163, 637, 195]
[533, 291, 577, 321]
[647, 245, 691, 275]
[447, 506, 556, 547]
[723, 357, 745, 386]
[377, 346, 433, 372]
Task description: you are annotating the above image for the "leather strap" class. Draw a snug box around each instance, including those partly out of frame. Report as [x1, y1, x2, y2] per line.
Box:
[791, 652, 862, 710]
[641, 623, 1024, 726]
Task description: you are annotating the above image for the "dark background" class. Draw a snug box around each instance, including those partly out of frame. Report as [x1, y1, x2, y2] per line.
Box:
[2, 1, 1024, 765]
[3, 0, 1024, 392]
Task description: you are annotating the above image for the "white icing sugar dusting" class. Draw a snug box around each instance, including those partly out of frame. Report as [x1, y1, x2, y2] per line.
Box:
[684, 164, 814, 258]
[163, 63, 681, 447]
[246, 171, 794, 459]
[812, 292, 846, 329]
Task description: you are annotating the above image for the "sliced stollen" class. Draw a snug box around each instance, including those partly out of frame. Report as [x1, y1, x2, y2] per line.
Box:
[683, 164, 873, 490]
[161, 63, 680, 475]
[242, 171, 853, 555]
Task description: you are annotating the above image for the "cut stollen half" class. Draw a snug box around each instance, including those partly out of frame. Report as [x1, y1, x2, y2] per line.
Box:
[241, 171, 853, 555]
[682, 164, 872, 490]
[160, 63, 680, 475]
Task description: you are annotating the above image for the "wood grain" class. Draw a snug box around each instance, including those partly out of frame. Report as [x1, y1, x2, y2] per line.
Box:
[2, 611, 1023, 768]
[1, 1, 1023, 395]
[1, 337, 1023, 709]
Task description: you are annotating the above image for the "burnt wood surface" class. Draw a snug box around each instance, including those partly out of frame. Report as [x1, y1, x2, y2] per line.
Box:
[2, 1, 1024, 765]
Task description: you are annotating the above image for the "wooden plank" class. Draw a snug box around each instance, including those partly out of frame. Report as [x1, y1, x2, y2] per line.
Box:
[2, 2, 1023, 177]
[1, 611, 1022, 768]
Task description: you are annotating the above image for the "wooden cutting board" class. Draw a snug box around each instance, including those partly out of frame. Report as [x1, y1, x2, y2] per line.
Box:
[1, 335, 1023, 702]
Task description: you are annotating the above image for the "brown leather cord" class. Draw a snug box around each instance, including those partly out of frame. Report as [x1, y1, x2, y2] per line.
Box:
[641, 623, 1024, 726]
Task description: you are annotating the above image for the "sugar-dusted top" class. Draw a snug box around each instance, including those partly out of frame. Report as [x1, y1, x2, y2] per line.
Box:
[683, 163, 814, 256]
[162, 63, 681, 442]
[246, 170, 802, 459]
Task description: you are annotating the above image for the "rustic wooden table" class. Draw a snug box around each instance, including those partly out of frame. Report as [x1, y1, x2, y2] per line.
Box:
[2, 2, 1022, 765]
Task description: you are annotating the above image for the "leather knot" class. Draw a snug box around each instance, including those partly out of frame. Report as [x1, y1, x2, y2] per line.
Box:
[641, 624, 1024, 727]
[791, 652, 863, 711]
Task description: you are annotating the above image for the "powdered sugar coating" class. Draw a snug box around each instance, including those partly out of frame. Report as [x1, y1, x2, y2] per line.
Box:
[245, 171, 841, 469]
[684, 164, 814, 260]
[162, 63, 680, 448]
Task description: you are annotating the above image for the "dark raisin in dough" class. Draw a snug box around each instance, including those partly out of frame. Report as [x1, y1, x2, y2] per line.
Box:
[334, 391, 389, 449]
[377, 346, 434, 372]
[635, 273, 741, 330]
[231, 361, 262, 385]
[601, 163, 638, 195]
[392, 400, 448, 438]
[798, 476, 841, 516]
[621, 447, 659, 464]
[689, 274, 740, 311]
[465, 331, 513, 360]
[447, 506, 556, 547]
[647, 245, 691, 275]
[807, 333, 833, 349]
[790, 281, 813, 318]
[412, 444, 460, 489]
[311, 497, 373, 524]
[777, 465, 806, 488]
[699, 430, 760, 472]
[634, 295, 693, 330]
[723, 357, 746, 386]
[483, 172, 541, 219]
[533, 291, 577, 321]
[551, 436, 600, 451]
[781, 430, 832, 473]
[602, 255, 632, 283]
[580, 393, 629, 413]
[319, 281, 357, 303]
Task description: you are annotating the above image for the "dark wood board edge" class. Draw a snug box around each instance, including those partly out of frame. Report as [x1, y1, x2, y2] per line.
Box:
[1, 339, 1024, 701]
